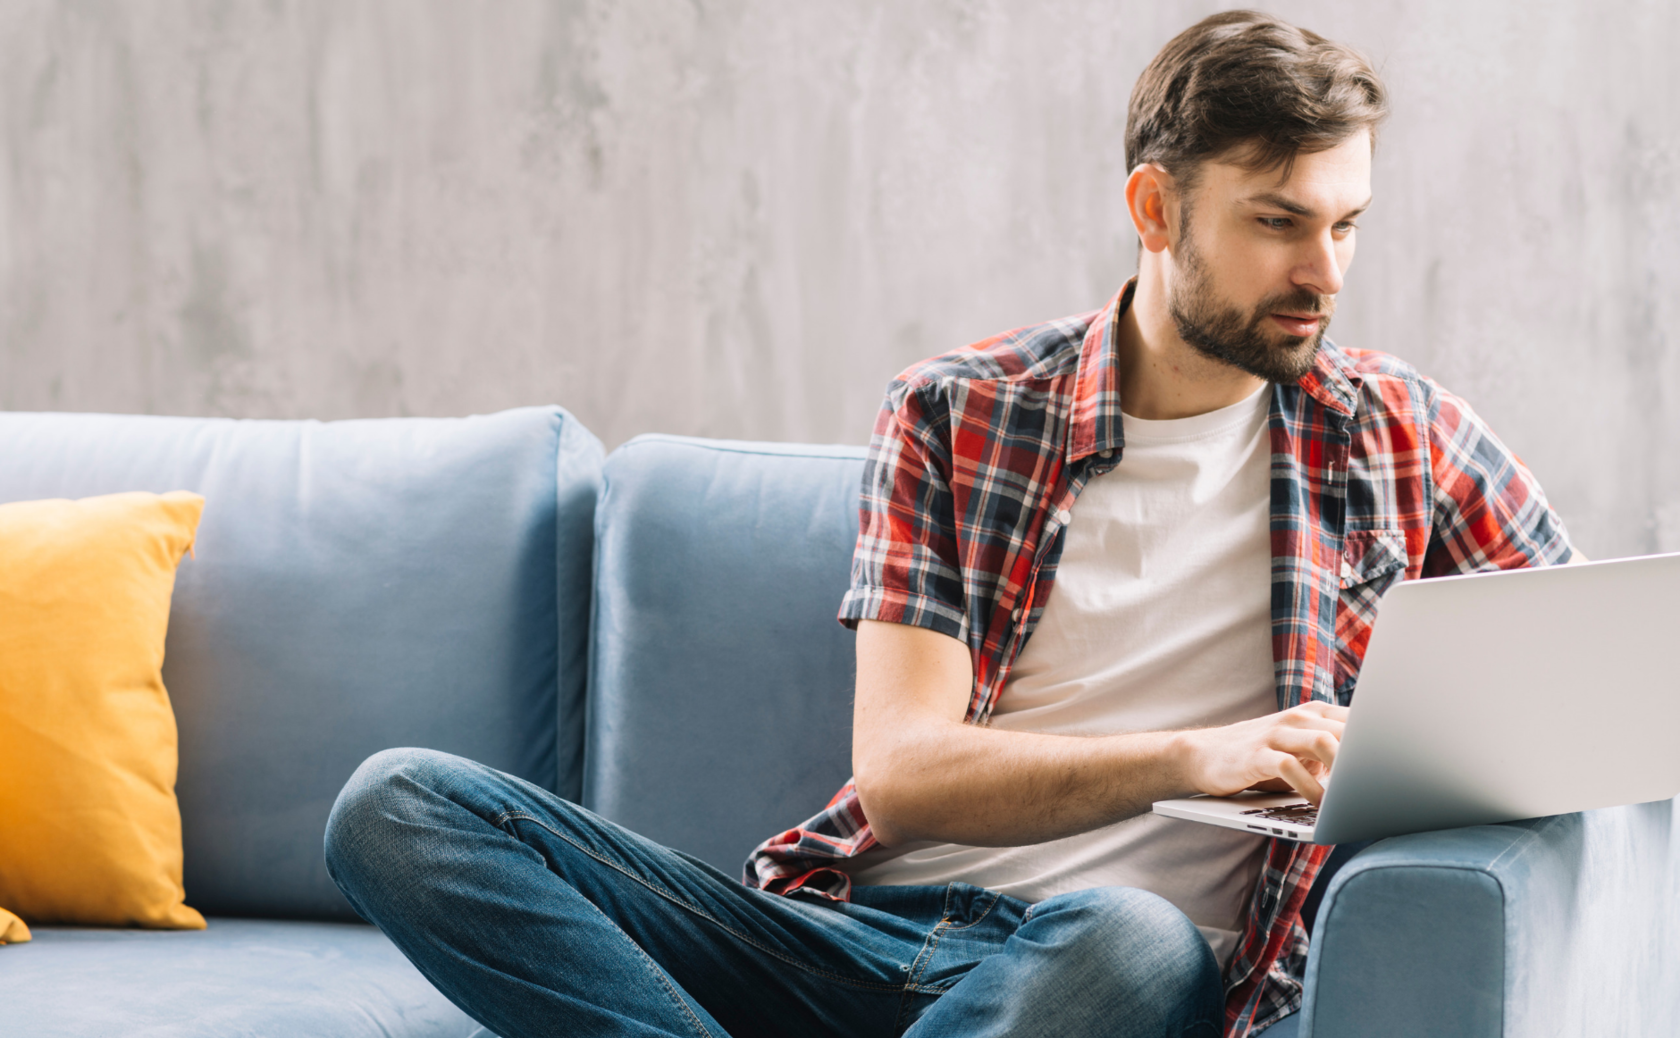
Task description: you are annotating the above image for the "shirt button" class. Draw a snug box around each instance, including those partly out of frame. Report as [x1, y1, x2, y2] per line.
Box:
[1054, 509, 1071, 525]
[1099, 449, 1114, 458]
[1011, 607, 1022, 622]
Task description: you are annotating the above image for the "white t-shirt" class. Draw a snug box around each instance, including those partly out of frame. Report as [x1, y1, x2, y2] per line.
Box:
[846, 385, 1278, 966]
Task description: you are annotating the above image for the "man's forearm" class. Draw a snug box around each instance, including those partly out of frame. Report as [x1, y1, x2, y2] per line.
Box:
[854, 719, 1197, 848]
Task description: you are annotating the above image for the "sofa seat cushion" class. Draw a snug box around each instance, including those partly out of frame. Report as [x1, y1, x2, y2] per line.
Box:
[1, 918, 489, 1037]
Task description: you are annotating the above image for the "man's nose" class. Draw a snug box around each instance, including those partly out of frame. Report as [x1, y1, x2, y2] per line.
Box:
[1293, 233, 1345, 298]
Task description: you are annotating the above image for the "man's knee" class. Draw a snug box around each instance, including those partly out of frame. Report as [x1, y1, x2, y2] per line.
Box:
[324, 747, 464, 886]
[1028, 887, 1221, 1019]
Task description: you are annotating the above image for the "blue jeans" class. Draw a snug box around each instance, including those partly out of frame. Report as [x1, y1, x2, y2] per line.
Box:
[324, 748, 1223, 1038]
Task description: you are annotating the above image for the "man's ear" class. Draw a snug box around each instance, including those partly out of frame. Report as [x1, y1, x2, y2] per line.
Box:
[1126, 163, 1176, 255]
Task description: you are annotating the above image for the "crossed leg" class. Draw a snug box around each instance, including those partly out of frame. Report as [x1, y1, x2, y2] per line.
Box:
[324, 748, 1222, 1038]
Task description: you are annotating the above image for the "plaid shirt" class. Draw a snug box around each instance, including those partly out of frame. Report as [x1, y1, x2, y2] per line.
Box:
[744, 280, 1574, 1036]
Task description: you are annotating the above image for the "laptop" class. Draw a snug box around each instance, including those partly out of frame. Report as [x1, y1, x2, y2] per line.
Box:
[1152, 551, 1680, 845]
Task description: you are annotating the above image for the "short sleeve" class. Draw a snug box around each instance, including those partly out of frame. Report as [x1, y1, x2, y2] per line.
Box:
[837, 380, 969, 642]
[1423, 382, 1575, 577]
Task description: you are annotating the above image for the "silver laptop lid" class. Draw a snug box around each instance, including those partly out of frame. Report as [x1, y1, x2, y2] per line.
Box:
[1313, 552, 1680, 845]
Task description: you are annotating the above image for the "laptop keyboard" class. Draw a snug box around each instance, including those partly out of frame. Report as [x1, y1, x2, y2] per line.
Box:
[1241, 804, 1318, 826]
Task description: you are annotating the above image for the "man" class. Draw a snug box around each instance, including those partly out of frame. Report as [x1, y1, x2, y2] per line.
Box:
[325, 10, 1574, 1038]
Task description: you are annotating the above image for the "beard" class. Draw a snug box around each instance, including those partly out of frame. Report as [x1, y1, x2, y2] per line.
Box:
[1167, 228, 1334, 385]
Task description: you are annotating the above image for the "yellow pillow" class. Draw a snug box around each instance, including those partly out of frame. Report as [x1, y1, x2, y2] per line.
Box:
[0, 491, 207, 930]
[0, 905, 29, 944]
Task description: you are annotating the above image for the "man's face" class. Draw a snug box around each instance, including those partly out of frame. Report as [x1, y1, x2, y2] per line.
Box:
[1166, 131, 1373, 384]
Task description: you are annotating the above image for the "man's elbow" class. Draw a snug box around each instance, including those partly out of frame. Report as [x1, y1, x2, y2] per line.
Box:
[853, 758, 914, 848]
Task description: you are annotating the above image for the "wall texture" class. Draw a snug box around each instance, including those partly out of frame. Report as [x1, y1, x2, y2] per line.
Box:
[0, 1, 1675, 559]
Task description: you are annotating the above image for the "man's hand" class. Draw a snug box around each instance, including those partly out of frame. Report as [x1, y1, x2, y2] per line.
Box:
[1177, 702, 1346, 806]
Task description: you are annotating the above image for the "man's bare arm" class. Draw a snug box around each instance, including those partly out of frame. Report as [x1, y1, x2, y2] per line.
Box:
[851, 619, 1345, 848]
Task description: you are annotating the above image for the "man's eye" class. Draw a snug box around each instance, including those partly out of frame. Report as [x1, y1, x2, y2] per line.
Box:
[1334, 221, 1358, 234]
[1261, 217, 1292, 230]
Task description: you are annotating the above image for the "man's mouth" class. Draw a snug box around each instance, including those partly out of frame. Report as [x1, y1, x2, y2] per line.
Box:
[1268, 313, 1321, 337]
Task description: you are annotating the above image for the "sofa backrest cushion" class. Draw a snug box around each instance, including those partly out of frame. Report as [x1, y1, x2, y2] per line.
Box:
[588, 435, 864, 876]
[0, 407, 601, 921]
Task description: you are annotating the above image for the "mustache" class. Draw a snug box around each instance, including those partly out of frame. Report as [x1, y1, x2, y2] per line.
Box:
[1258, 288, 1335, 317]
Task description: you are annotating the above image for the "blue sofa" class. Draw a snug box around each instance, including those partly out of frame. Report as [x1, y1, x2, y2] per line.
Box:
[0, 406, 1675, 1037]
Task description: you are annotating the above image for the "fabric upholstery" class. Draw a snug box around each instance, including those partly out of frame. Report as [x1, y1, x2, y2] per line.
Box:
[0, 408, 601, 921]
[1306, 853, 1504, 1036]
[1, 920, 486, 1037]
[0, 491, 205, 929]
[586, 435, 866, 874]
[1300, 798, 1680, 1037]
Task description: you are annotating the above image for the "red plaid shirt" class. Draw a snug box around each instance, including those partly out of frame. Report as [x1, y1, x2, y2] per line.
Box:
[745, 280, 1575, 1035]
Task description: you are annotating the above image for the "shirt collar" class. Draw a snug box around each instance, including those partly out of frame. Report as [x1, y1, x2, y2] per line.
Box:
[1066, 280, 1133, 464]
[1295, 336, 1363, 418]
[1066, 279, 1363, 464]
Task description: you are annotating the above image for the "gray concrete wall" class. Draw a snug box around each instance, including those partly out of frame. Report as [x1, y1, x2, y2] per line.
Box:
[0, 1, 1675, 559]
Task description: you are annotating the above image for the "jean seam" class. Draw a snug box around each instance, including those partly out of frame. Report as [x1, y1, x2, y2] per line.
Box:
[498, 811, 907, 994]
[895, 925, 941, 1034]
[907, 924, 948, 989]
[894, 915, 957, 1032]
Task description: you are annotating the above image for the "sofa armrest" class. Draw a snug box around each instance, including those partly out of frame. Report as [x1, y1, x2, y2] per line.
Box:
[1297, 799, 1680, 1038]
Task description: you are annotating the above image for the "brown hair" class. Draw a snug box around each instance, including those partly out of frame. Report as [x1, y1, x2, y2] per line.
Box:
[1126, 11, 1388, 188]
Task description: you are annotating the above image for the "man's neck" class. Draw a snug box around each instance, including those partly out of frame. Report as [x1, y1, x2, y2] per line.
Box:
[1116, 272, 1268, 421]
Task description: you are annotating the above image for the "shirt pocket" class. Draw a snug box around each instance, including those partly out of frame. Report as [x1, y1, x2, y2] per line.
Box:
[1334, 528, 1411, 703]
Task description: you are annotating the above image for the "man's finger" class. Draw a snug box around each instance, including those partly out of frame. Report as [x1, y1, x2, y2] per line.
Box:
[1272, 751, 1326, 806]
[1280, 714, 1346, 738]
[1271, 727, 1339, 769]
